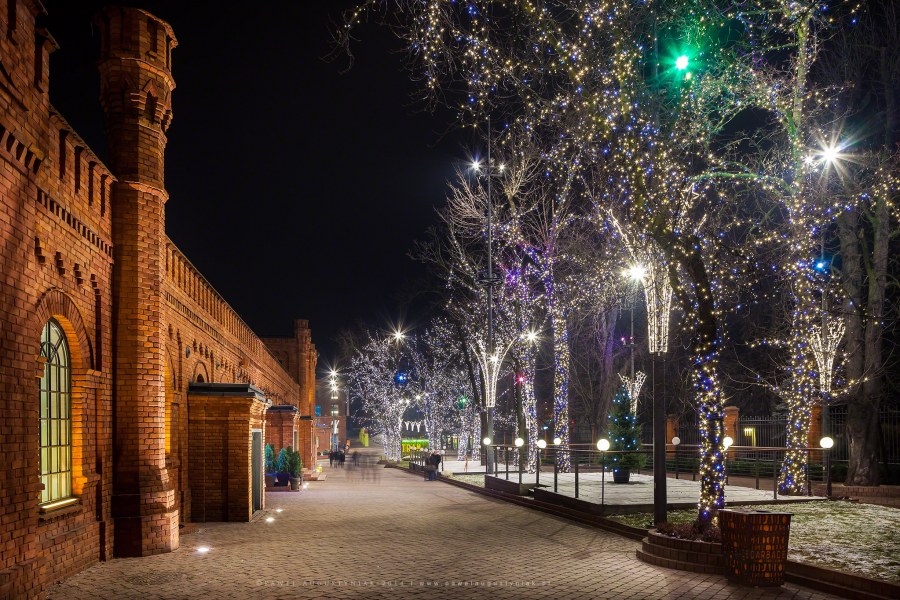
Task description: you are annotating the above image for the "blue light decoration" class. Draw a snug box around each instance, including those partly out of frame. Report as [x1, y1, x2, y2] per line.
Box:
[394, 371, 409, 386]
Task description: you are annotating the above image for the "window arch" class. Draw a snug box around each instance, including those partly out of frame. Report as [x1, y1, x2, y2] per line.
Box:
[39, 319, 72, 504]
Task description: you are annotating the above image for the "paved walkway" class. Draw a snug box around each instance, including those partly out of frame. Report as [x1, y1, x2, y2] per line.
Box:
[49, 449, 840, 600]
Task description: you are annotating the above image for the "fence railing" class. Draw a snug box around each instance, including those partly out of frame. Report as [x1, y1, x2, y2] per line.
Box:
[675, 409, 900, 469]
[476, 444, 829, 507]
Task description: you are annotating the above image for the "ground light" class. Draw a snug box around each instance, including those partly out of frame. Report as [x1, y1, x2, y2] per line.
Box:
[275, 508, 283, 513]
[265, 517, 274, 523]
[196, 546, 211, 554]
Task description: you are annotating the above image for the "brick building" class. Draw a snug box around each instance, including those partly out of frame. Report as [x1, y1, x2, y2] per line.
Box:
[314, 377, 349, 455]
[0, 4, 316, 596]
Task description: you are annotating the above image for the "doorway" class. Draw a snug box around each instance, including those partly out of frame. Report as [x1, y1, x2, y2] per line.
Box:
[251, 429, 263, 513]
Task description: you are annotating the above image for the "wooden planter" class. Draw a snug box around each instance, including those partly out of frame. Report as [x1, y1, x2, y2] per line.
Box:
[719, 509, 792, 587]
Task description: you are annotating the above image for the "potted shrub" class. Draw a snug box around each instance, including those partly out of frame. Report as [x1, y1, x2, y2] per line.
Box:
[264, 443, 277, 488]
[275, 447, 290, 486]
[607, 386, 646, 483]
[285, 447, 303, 491]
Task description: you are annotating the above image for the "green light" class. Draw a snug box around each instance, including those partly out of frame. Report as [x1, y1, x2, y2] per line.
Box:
[675, 55, 689, 70]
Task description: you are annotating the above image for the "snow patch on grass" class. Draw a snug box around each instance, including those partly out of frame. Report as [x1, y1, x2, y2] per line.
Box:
[609, 500, 900, 583]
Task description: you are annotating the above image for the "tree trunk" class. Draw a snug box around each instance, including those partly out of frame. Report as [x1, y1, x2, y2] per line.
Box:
[656, 233, 725, 527]
[837, 208, 881, 485]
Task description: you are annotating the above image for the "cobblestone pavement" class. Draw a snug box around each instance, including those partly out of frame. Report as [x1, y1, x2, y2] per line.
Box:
[49, 451, 841, 600]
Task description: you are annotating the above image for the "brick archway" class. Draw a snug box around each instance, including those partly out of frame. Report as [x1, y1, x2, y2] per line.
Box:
[30, 288, 95, 498]
[31, 288, 94, 371]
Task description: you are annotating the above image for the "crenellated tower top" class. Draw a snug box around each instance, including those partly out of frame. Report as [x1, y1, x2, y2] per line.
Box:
[94, 6, 176, 189]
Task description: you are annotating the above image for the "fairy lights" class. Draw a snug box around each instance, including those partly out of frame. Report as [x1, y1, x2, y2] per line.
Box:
[619, 371, 646, 415]
[810, 317, 845, 395]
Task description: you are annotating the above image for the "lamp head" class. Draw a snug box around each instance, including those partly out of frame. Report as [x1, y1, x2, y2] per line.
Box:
[514, 437, 525, 447]
[820, 436, 834, 449]
[723, 436, 734, 450]
[553, 436, 562, 446]
[536, 439, 547, 449]
[624, 264, 647, 281]
[597, 439, 610, 452]
[482, 437, 492, 446]
[671, 436, 681, 446]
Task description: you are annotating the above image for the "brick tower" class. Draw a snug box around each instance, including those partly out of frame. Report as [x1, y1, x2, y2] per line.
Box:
[95, 7, 179, 556]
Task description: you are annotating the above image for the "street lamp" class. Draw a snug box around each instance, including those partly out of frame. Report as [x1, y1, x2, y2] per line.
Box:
[597, 438, 610, 506]
[672, 436, 682, 479]
[820, 436, 834, 497]
[722, 436, 734, 485]
[536, 438, 547, 487]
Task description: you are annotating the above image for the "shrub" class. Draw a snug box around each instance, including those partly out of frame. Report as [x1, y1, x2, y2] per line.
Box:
[284, 447, 302, 478]
[275, 448, 290, 474]
[265, 444, 276, 473]
[656, 520, 721, 543]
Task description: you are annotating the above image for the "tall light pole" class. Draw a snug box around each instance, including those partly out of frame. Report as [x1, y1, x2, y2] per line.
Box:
[472, 116, 501, 473]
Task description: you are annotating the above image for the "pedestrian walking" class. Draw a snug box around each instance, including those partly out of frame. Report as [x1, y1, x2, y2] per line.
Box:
[338, 449, 345, 467]
[329, 450, 335, 467]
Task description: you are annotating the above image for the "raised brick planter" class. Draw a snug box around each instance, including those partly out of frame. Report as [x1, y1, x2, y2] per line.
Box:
[636, 530, 724, 575]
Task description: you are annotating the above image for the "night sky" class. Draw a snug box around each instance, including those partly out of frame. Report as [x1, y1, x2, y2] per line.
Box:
[43, 1, 467, 363]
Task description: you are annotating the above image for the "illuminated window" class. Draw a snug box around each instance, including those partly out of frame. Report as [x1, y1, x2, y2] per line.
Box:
[331, 403, 339, 417]
[39, 319, 72, 505]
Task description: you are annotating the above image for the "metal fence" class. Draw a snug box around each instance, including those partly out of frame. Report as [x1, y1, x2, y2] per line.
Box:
[675, 408, 900, 467]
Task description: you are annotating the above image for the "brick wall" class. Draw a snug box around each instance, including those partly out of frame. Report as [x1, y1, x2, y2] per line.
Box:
[265, 406, 299, 457]
[0, 4, 316, 595]
[188, 388, 268, 522]
[0, 1, 115, 594]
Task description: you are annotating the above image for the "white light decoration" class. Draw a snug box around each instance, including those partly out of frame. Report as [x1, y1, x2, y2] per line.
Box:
[472, 332, 533, 408]
[619, 371, 647, 414]
[611, 218, 674, 355]
[809, 317, 845, 394]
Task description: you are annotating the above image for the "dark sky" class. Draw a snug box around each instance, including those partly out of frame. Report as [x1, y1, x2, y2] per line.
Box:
[43, 1, 466, 363]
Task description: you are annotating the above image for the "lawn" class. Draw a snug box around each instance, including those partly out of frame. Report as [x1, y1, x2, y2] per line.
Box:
[609, 501, 900, 583]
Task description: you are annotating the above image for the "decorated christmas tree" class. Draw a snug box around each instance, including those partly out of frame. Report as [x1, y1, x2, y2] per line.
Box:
[607, 386, 646, 478]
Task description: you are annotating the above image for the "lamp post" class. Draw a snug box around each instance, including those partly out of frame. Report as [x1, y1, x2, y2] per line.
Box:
[597, 438, 610, 507]
[482, 436, 495, 476]
[820, 436, 834, 497]
[536, 439, 547, 487]
[472, 116, 502, 475]
[515, 437, 525, 484]
[672, 436, 681, 479]
[723, 436, 733, 485]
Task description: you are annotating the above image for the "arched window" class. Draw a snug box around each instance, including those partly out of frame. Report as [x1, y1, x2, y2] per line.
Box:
[39, 319, 72, 504]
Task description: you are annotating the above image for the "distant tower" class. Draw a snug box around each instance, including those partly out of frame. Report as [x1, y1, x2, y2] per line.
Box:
[95, 6, 178, 556]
